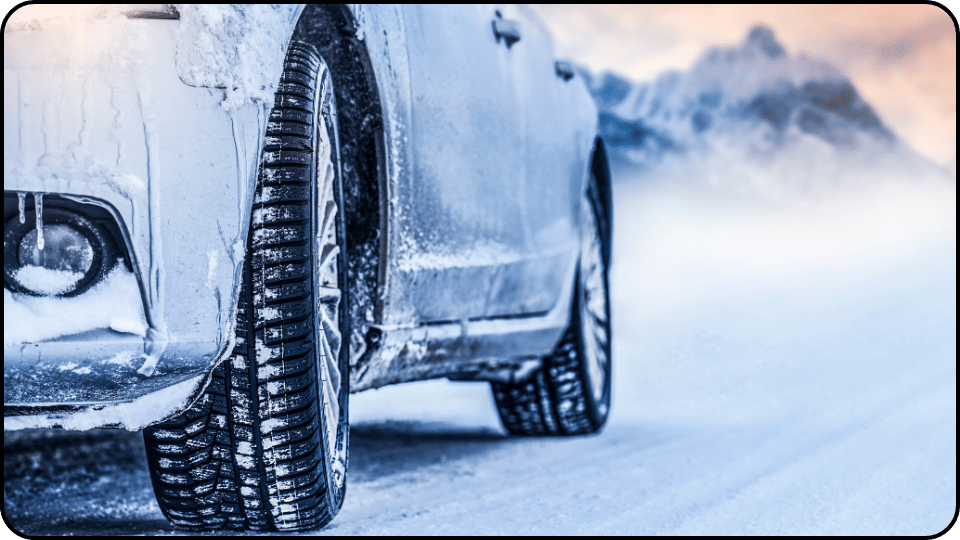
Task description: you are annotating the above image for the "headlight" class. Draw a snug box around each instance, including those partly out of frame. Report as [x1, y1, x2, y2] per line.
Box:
[4, 195, 118, 297]
[16, 223, 95, 295]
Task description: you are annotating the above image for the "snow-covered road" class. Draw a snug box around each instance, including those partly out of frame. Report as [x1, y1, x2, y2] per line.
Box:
[4, 178, 956, 535]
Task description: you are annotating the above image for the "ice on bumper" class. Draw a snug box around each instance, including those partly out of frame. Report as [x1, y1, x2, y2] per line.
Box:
[5, 3, 271, 413]
[3, 374, 205, 431]
[4, 265, 146, 347]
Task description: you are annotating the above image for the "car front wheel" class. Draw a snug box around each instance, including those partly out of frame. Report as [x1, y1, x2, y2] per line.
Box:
[144, 41, 349, 532]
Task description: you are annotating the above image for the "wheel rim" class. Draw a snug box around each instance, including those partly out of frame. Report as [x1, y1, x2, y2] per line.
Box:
[579, 194, 610, 414]
[314, 67, 346, 495]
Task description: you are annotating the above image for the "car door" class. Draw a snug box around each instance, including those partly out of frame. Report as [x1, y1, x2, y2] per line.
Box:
[396, 4, 528, 323]
[492, 5, 583, 316]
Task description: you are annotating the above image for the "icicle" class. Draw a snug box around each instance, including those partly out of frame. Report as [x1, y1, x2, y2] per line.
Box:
[34, 193, 44, 251]
[138, 327, 168, 377]
[18, 192, 25, 224]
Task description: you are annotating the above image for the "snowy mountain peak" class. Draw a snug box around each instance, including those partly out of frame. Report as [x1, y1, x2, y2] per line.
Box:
[744, 24, 786, 60]
[699, 24, 789, 65]
[580, 25, 954, 195]
[586, 25, 913, 177]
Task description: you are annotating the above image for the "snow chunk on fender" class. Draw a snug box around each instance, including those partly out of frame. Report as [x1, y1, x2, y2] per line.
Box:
[4, 265, 146, 347]
[3, 375, 205, 431]
[174, 4, 304, 111]
[110, 317, 147, 337]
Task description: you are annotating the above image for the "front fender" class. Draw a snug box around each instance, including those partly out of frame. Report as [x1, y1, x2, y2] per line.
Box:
[3, 6, 271, 411]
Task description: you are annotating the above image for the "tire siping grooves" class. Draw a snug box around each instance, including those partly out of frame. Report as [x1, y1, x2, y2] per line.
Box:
[491, 327, 594, 436]
[491, 177, 611, 437]
[144, 42, 341, 531]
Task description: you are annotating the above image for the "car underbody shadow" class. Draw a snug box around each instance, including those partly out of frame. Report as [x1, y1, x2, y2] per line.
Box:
[348, 420, 511, 483]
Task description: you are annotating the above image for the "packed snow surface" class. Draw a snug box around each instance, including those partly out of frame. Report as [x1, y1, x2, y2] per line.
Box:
[4, 265, 146, 347]
[3, 176, 953, 535]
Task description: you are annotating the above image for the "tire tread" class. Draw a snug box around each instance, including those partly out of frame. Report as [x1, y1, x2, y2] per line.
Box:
[145, 41, 345, 532]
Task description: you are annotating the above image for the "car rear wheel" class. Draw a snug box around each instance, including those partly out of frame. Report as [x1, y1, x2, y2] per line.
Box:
[143, 42, 349, 532]
[491, 171, 612, 435]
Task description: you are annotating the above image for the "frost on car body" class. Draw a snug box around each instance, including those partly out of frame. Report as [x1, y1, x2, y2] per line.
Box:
[174, 4, 304, 111]
[4, 5, 603, 434]
[4, 5, 267, 417]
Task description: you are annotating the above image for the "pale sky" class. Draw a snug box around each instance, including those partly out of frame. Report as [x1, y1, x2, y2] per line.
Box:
[530, 4, 957, 165]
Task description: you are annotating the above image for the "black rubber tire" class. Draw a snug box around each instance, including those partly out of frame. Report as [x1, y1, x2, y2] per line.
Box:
[143, 42, 350, 532]
[491, 171, 613, 436]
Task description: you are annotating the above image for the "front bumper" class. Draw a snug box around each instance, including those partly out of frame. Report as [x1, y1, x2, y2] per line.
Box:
[3, 7, 267, 421]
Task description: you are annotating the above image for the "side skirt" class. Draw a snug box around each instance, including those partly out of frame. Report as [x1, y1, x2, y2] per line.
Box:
[350, 258, 577, 391]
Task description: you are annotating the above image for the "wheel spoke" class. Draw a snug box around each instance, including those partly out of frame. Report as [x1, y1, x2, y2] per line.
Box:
[319, 245, 340, 286]
[313, 65, 345, 497]
[319, 298, 342, 360]
[318, 329, 340, 465]
[317, 284, 341, 303]
[320, 199, 338, 246]
[592, 318, 609, 346]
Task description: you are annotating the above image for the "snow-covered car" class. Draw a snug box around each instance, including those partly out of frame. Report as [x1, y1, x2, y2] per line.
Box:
[3, 4, 613, 531]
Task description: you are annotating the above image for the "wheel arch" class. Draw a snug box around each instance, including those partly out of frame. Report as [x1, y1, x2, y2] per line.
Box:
[589, 136, 614, 268]
[290, 5, 386, 363]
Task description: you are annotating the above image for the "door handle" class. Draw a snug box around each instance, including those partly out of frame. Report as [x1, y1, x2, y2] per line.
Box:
[492, 18, 521, 48]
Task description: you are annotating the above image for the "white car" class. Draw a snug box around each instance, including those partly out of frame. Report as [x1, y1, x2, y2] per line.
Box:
[3, 4, 613, 531]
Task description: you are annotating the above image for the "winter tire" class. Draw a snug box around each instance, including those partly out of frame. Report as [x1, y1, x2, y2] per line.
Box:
[492, 170, 612, 436]
[144, 42, 350, 532]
